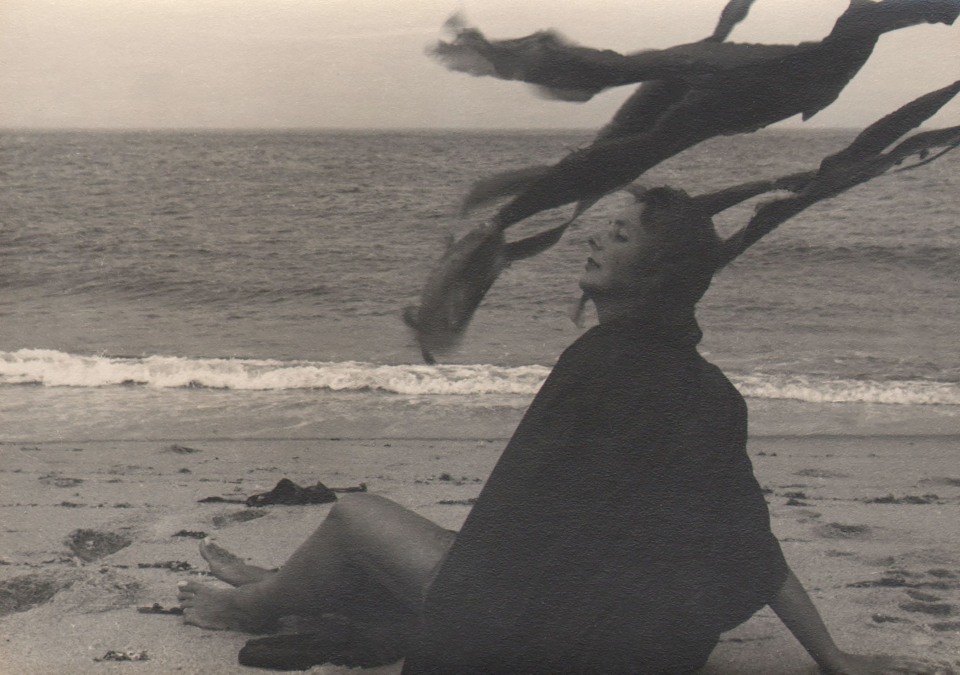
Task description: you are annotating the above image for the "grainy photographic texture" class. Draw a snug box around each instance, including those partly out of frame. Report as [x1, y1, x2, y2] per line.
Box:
[1, 1, 958, 673]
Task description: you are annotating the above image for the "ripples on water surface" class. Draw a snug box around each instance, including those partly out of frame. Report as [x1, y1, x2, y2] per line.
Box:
[1, 129, 957, 440]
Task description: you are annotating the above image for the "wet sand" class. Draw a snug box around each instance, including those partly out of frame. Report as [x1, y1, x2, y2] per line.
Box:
[1, 435, 958, 674]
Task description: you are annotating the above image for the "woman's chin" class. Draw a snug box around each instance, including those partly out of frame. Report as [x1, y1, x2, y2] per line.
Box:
[578, 273, 603, 296]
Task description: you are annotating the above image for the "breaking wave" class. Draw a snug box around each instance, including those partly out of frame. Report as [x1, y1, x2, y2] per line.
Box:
[0, 349, 549, 395]
[2, 349, 959, 405]
[734, 373, 960, 406]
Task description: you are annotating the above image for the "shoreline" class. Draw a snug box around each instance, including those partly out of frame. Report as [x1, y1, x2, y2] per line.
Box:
[3, 429, 959, 448]
[2, 388, 960, 444]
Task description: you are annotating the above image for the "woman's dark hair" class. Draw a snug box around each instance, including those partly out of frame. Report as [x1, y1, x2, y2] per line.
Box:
[625, 185, 722, 307]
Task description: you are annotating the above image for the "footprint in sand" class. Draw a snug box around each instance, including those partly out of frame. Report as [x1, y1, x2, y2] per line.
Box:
[64, 529, 133, 562]
[814, 522, 872, 539]
[906, 589, 944, 603]
[898, 601, 955, 616]
[795, 468, 850, 479]
[39, 474, 84, 488]
[0, 573, 71, 616]
[919, 477, 960, 488]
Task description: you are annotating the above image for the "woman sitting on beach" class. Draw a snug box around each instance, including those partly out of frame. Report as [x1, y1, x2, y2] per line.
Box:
[179, 187, 932, 674]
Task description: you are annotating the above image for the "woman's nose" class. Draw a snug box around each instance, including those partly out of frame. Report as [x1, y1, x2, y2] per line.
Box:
[588, 236, 602, 251]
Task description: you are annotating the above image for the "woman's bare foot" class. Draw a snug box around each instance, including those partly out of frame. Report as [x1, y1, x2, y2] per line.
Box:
[177, 580, 273, 633]
[199, 538, 273, 587]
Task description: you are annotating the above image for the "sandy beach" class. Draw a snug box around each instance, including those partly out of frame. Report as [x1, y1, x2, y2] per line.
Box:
[1, 432, 958, 674]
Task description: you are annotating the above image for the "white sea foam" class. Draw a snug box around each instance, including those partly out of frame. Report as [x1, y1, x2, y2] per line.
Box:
[0, 349, 550, 395]
[733, 373, 960, 406]
[2, 349, 959, 405]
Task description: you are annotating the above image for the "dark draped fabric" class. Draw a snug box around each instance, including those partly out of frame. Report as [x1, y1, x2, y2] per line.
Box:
[402, 314, 787, 675]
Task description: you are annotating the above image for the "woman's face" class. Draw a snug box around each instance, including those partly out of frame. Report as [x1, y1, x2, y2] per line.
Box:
[578, 199, 673, 299]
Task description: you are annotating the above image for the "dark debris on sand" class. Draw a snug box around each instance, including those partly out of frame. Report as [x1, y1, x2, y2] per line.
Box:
[197, 478, 366, 509]
[212, 510, 268, 527]
[864, 494, 941, 504]
[94, 650, 149, 662]
[244, 478, 338, 507]
[163, 444, 201, 454]
[137, 561, 194, 572]
[848, 569, 959, 591]
[137, 603, 184, 615]
[197, 496, 246, 504]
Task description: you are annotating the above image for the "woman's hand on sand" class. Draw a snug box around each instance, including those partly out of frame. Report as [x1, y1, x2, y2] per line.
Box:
[824, 652, 955, 675]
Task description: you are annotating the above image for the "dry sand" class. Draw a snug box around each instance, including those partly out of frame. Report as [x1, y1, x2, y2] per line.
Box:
[1, 435, 958, 674]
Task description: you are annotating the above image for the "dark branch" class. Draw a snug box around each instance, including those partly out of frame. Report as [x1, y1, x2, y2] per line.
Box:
[713, 81, 960, 268]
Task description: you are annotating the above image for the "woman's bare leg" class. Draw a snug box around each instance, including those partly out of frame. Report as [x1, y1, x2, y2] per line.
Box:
[178, 494, 453, 632]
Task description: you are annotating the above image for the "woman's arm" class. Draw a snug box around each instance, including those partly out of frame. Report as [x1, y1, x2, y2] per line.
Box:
[769, 567, 941, 674]
[768, 568, 845, 669]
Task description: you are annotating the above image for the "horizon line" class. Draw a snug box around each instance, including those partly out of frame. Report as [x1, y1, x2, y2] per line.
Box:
[0, 125, 873, 134]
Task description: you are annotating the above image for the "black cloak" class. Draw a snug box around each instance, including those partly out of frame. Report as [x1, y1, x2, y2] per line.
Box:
[403, 314, 787, 674]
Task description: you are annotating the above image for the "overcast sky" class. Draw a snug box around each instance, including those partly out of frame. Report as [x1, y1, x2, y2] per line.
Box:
[1, 0, 957, 130]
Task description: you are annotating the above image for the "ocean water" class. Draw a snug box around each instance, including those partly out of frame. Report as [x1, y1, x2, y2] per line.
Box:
[1, 129, 958, 442]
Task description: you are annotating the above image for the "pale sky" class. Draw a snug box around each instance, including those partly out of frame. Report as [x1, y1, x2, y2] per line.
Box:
[1, 0, 958, 130]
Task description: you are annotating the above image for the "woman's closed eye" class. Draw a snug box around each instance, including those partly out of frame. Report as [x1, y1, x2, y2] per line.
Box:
[611, 220, 630, 241]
